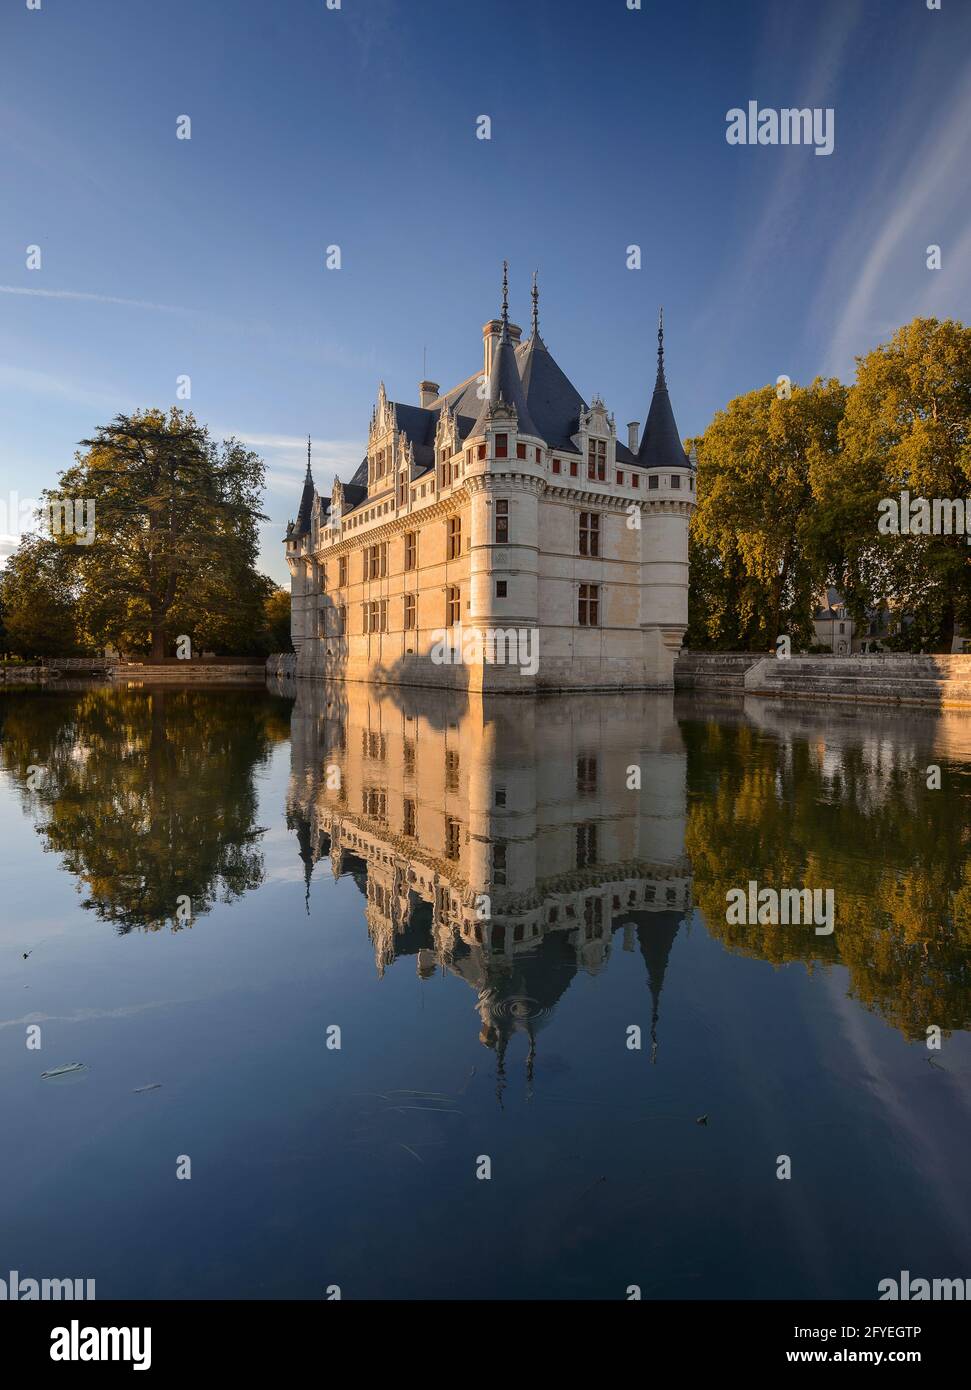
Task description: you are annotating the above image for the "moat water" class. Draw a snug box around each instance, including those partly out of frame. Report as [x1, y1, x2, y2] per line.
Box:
[1, 680, 969, 1300]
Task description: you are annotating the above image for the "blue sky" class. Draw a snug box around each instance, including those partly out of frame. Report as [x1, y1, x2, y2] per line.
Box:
[1, 0, 968, 583]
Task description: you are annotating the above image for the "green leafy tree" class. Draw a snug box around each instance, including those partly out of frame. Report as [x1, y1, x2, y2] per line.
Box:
[826, 318, 971, 651]
[688, 379, 848, 650]
[0, 531, 85, 657]
[56, 408, 268, 657]
[0, 686, 290, 931]
[261, 587, 292, 653]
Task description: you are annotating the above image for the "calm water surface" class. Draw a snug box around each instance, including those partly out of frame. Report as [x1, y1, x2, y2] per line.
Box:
[1, 680, 970, 1299]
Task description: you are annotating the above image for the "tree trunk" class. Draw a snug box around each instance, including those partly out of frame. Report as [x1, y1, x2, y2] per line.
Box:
[151, 625, 167, 659]
[938, 594, 956, 653]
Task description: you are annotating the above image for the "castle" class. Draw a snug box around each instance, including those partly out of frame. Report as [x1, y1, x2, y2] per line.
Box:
[283, 679, 692, 1076]
[285, 269, 695, 691]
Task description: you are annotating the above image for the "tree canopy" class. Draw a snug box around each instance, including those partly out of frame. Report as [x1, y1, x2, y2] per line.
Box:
[687, 317, 971, 653]
[1, 408, 275, 658]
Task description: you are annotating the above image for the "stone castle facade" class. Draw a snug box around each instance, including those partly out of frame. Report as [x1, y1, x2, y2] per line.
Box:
[283, 679, 692, 1068]
[285, 269, 695, 692]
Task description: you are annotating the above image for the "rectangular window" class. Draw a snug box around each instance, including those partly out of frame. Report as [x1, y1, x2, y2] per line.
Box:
[404, 531, 417, 570]
[616, 471, 624, 485]
[446, 585, 461, 626]
[576, 822, 598, 869]
[362, 730, 387, 761]
[631, 473, 639, 488]
[404, 592, 416, 629]
[570, 460, 578, 477]
[579, 512, 600, 557]
[494, 433, 508, 458]
[492, 843, 507, 886]
[363, 787, 387, 823]
[403, 739, 415, 778]
[496, 580, 507, 598]
[535, 448, 541, 463]
[578, 583, 600, 627]
[478, 444, 486, 460]
[445, 817, 462, 862]
[649, 474, 659, 490]
[552, 459, 561, 475]
[447, 515, 462, 559]
[403, 798, 416, 839]
[495, 499, 509, 545]
[495, 786, 507, 807]
[516, 442, 526, 459]
[671, 474, 680, 489]
[338, 556, 347, 587]
[577, 755, 598, 796]
[445, 749, 460, 793]
[587, 439, 607, 481]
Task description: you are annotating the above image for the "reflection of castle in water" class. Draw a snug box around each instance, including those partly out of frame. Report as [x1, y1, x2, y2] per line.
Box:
[284, 681, 693, 1071]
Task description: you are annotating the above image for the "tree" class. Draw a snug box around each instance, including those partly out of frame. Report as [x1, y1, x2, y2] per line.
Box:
[0, 685, 289, 931]
[688, 379, 848, 649]
[56, 408, 267, 657]
[0, 531, 84, 657]
[829, 318, 971, 652]
[261, 587, 292, 654]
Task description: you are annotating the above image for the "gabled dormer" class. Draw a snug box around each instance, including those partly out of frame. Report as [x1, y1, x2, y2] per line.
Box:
[368, 382, 397, 493]
[435, 397, 461, 486]
[575, 396, 615, 482]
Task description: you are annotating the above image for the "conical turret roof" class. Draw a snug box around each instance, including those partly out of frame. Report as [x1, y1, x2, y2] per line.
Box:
[638, 311, 689, 470]
[472, 264, 540, 440]
[295, 435, 315, 536]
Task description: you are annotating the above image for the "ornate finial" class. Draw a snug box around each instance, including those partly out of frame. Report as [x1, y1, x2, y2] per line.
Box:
[531, 269, 539, 338]
[501, 259, 509, 337]
[657, 306, 666, 384]
[306, 434, 312, 479]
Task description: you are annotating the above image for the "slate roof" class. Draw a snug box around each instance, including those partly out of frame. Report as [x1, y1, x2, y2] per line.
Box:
[472, 326, 540, 439]
[516, 332, 587, 451]
[295, 465, 316, 536]
[317, 302, 684, 520]
[637, 326, 690, 471]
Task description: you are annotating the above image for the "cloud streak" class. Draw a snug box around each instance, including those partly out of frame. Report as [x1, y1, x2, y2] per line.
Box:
[0, 285, 190, 314]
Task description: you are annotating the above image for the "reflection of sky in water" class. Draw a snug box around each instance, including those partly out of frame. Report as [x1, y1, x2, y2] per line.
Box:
[0, 683, 969, 1300]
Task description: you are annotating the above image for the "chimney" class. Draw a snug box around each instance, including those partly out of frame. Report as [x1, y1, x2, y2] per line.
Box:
[482, 319, 501, 377]
[419, 380, 439, 408]
[482, 319, 524, 376]
[627, 421, 640, 451]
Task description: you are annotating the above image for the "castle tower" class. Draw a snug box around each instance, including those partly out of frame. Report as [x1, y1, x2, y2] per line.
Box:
[287, 437, 317, 655]
[637, 311, 695, 684]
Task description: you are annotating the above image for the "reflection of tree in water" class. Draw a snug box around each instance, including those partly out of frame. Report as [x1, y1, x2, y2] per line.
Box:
[0, 686, 290, 932]
[681, 716, 971, 1040]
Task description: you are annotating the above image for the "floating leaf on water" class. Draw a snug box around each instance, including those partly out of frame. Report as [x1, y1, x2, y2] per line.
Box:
[41, 1063, 85, 1079]
[133, 1083, 162, 1093]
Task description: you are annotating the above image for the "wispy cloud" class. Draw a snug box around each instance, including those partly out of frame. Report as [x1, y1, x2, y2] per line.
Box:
[0, 285, 190, 314]
[0, 362, 130, 413]
[819, 59, 971, 376]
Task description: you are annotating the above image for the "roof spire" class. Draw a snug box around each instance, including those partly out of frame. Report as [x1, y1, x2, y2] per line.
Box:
[657, 306, 666, 386]
[500, 259, 510, 340]
[306, 434, 313, 480]
[531, 269, 539, 339]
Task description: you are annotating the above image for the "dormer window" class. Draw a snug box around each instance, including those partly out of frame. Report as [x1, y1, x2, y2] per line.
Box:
[587, 439, 606, 481]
